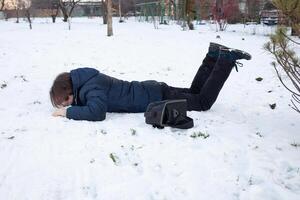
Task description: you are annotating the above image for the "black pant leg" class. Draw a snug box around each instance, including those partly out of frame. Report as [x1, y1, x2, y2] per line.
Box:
[161, 57, 235, 111]
[190, 55, 217, 93]
[197, 57, 235, 110]
[161, 84, 205, 111]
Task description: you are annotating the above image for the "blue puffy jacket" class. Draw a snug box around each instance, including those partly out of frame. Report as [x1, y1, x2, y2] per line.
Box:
[66, 68, 163, 121]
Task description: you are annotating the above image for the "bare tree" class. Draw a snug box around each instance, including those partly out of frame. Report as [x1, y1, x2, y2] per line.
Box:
[0, 0, 5, 10]
[6, 0, 20, 22]
[118, 0, 124, 22]
[210, 0, 241, 30]
[21, 0, 32, 28]
[107, 0, 113, 36]
[25, 8, 32, 29]
[10, 0, 31, 23]
[214, 0, 227, 31]
[51, 0, 59, 23]
[11, 0, 32, 27]
[186, 0, 196, 29]
[16, 5, 19, 22]
[102, 0, 107, 24]
[31, 0, 59, 23]
[58, 0, 80, 22]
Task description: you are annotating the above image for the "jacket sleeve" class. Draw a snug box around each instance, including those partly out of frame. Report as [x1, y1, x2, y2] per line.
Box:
[66, 90, 107, 121]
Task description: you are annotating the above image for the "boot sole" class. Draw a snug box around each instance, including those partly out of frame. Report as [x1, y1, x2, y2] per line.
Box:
[210, 42, 229, 50]
[224, 48, 252, 60]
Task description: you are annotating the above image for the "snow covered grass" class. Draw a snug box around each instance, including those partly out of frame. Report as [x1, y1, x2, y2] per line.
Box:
[0, 17, 299, 200]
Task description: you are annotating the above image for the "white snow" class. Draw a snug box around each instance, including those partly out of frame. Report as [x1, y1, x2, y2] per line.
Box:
[0, 17, 299, 200]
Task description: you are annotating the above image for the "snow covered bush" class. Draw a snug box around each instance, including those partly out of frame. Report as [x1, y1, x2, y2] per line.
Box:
[264, 27, 300, 113]
[264, 0, 300, 113]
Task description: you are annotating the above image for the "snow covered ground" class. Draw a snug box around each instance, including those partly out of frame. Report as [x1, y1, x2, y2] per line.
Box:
[0, 17, 299, 200]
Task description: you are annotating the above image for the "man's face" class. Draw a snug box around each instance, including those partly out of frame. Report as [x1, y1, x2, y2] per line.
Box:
[58, 95, 74, 108]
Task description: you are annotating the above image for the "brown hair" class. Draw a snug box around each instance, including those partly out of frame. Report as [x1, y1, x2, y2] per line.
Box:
[50, 72, 73, 107]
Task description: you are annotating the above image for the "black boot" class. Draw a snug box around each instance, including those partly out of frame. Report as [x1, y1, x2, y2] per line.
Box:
[207, 42, 229, 59]
[218, 48, 252, 71]
[219, 47, 252, 61]
[190, 43, 249, 93]
[208, 42, 252, 61]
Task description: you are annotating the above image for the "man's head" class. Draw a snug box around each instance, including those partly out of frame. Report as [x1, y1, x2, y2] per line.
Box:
[50, 72, 74, 108]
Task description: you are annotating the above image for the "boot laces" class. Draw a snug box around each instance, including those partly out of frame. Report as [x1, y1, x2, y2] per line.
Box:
[234, 61, 243, 72]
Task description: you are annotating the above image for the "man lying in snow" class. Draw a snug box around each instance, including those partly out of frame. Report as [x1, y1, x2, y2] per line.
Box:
[50, 43, 251, 121]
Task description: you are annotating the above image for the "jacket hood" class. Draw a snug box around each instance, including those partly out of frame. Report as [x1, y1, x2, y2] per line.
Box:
[70, 68, 99, 91]
[70, 68, 99, 105]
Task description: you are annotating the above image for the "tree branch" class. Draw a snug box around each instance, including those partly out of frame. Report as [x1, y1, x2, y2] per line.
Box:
[291, 94, 300, 113]
[281, 30, 300, 45]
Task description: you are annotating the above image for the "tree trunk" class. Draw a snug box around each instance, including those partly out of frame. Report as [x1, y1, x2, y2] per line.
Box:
[68, 5, 76, 19]
[107, 0, 113, 36]
[51, 15, 56, 23]
[0, 0, 5, 11]
[118, 0, 123, 22]
[186, 0, 195, 30]
[51, 2, 59, 23]
[25, 9, 32, 30]
[62, 12, 68, 22]
[68, 17, 71, 30]
[59, 1, 68, 22]
[102, 0, 107, 24]
[51, 8, 59, 23]
[16, 8, 19, 23]
[216, 0, 226, 31]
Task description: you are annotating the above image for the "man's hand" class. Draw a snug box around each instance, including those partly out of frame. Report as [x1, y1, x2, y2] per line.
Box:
[52, 108, 67, 117]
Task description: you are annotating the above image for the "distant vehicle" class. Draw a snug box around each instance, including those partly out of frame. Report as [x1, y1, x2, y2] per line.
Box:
[260, 9, 282, 26]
